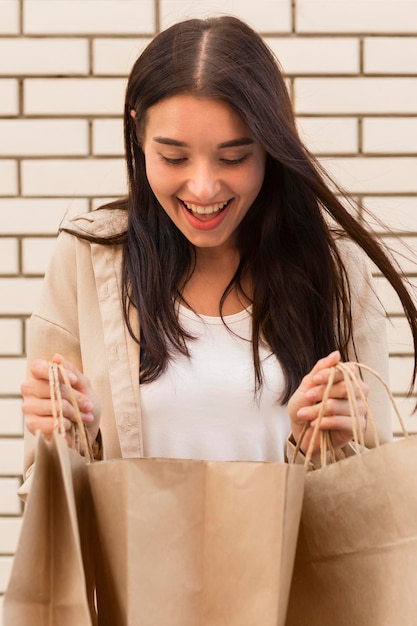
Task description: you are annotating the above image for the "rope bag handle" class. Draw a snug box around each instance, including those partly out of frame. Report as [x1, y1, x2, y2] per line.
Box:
[48, 361, 94, 463]
[293, 362, 408, 467]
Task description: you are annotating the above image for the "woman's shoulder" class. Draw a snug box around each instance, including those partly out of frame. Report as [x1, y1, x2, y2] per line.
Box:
[60, 205, 128, 239]
[332, 233, 371, 272]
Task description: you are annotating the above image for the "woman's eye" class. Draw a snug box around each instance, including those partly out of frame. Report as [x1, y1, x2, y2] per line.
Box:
[160, 155, 187, 165]
[220, 155, 249, 166]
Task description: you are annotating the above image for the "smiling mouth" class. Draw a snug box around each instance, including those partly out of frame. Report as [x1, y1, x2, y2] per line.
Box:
[181, 199, 232, 215]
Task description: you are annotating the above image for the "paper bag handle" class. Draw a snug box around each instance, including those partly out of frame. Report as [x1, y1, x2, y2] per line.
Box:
[294, 362, 409, 467]
[48, 362, 94, 463]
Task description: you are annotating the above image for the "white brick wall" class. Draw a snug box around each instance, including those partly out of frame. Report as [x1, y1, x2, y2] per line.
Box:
[0, 120, 89, 156]
[24, 78, 127, 115]
[0, 161, 18, 195]
[0, 0, 416, 617]
[93, 38, 151, 75]
[0, 39, 89, 75]
[297, 0, 417, 33]
[295, 78, 417, 114]
[159, 0, 292, 31]
[363, 118, 417, 154]
[323, 157, 417, 194]
[364, 37, 417, 74]
[266, 38, 360, 74]
[21, 158, 126, 197]
[0, 2, 19, 35]
[0, 81, 18, 115]
[24, 0, 155, 34]
[364, 197, 417, 233]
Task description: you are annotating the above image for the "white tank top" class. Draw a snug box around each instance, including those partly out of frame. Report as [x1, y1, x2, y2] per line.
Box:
[139, 304, 291, 462]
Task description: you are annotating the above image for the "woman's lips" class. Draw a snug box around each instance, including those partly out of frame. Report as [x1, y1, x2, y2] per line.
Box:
[179, 198, 233, 229]
[182, 199, 231, 215]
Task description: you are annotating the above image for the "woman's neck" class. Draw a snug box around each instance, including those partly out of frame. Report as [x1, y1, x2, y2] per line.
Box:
[180, 247, 252, 316]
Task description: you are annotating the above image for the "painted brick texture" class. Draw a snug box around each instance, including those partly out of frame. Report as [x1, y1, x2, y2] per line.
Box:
[0, 0, 416, 611]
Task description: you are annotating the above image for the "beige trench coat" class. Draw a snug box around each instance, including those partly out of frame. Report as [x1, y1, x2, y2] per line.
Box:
[20, 208, 392, 491]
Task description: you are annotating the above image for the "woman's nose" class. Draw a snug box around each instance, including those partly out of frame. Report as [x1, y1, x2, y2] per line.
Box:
[187, 162, 221, 201]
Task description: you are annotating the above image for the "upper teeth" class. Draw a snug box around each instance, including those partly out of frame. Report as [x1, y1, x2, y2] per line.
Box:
[183, 200, 229, 214]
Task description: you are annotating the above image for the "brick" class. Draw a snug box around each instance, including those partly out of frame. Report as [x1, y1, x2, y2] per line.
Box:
[0, 161, 18, 196]
[0, 279, 43, 315]
[22, 237, 57, 275]
[322, 157, 417, 194]
[297, 117, 358, 154]
[0, 518, 23, 554]
[362, 118, 417, 154]
[0, 320, 22, 355]
[92, 119, 124, 155]
[0, 79, 18, 116]
[0, 439, 24, 475]
[24, 0, 155, 35]
[0, 120, 89, 157]
[266, 37, 359, 75]
[0, 0, 19, 34]
[364, 37, 417, 75]
[387, 316, 413, 355]
[0, 239, 18, 274]
[160, 0, 292, 32]
[362, 197, 417, 234]
[389, 355, 415, 395]
[21, 158, 126, 197]
[24, 78, 126, 115]
[0, 479, 21, 515]
[0, 399, 24, 436]
[93, 38, 151, 75]
[295, 78, 417, 114]
[297, 0, 417, 34]
[0, 199, 88, 235]
[0, 556, 14, 593]
[379, 236, 417, 274]
[0, 38, 89, 75]
[0, 358, 27, 395]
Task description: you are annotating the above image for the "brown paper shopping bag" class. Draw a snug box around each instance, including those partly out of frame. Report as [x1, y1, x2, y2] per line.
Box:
[3, 364, 97, 626]
[3, 432, 97, 626]
[286, 363, 417, 626]
[88, 455, 306, 626]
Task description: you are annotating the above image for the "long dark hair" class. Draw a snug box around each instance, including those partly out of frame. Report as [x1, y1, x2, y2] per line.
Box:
[67, 16, 417, 402]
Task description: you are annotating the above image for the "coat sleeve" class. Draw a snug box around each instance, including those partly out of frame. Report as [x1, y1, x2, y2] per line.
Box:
[19, 231, 84, 497]
[285, 240, 392, 468]
[338, 239, 392, 445]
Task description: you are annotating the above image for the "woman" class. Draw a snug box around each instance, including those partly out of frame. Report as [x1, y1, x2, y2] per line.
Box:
[20, 16, 417, 490]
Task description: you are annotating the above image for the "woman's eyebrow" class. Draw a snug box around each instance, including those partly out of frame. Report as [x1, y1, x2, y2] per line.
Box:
[218, 138, 254, 148]
[153, 137, 187, 146]
[152, 137, 255, 148]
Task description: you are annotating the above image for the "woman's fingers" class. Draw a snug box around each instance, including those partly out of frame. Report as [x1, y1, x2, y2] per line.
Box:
[304, 364, 367, 405]
[24, 415, 74, 438]
[51, 354, 99, 422]
[22, 355, 100, 441]
[289, 354, 370, 456]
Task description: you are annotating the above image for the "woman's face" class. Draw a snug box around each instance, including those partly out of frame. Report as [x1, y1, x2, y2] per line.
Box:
[141, 94, 266, 253]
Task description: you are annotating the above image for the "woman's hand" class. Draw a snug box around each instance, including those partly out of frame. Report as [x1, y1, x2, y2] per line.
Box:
[21, 353, 102, 448]
[288, 350, 369, 456]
